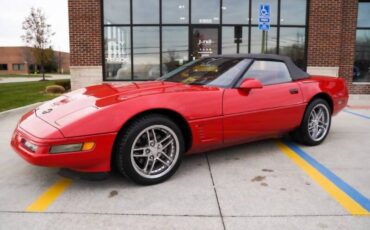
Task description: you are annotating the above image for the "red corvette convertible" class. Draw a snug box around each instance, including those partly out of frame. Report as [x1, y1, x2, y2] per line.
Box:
[11, 54, 348, 184]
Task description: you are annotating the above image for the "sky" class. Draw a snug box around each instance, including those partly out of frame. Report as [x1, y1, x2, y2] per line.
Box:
[0, 0, 69, 52]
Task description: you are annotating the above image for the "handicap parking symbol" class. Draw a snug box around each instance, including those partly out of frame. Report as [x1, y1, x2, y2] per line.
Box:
[259, 4, 270, 17]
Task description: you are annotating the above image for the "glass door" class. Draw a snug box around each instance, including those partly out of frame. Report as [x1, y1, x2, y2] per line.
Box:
[191, 27, 219, 60]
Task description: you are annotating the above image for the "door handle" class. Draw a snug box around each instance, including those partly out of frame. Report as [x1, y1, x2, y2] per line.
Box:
[289, 88, 299, 94]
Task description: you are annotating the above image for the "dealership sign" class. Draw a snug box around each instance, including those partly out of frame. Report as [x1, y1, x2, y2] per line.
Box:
[258, 3, 270, 31]
[198, 39, 214, 56]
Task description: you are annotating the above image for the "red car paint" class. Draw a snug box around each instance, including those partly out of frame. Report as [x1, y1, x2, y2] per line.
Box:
[11, 76, 348, 173]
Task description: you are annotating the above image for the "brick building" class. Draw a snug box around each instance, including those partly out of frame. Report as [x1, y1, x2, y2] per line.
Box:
[0, 47, 70, 75]
[68, 0, 370, 94]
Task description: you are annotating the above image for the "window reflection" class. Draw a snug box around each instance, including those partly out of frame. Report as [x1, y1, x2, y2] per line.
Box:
[162, 0, 189, 24]
[251, 0, 278, 25]
[104, 0, 130, 24]
[192, 0, 220, 24]
[133, 0, 159, 24]
[250, 27, 277, 54]
[162, 27, 189, 73]
[280, 0, 306, 25]
[222, 27, 248, 54]
[104, 27, 131, 80]
[241, 61, 291, 85]
[279, 27, 306, 68]
[133, 27, 160, 80]
[357, 2, 370, 28]
[222, 0, 249, 24]
[354, 30, 370, 82]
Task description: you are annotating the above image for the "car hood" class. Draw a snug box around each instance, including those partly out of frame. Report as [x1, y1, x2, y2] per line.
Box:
[35, 81, 214, 130]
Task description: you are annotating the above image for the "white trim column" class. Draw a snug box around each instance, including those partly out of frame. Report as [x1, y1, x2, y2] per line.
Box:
[70, 66, 103, 90]
[306, 66, 339, 77]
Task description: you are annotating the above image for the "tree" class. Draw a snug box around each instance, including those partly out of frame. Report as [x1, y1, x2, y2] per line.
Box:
[21, 8, 55, 80]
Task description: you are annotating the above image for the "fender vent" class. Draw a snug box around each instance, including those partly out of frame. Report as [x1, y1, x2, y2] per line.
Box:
[197, 125, 206, 140]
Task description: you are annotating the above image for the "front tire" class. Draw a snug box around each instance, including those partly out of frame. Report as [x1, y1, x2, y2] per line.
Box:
[114, 114, 185, 185]
[292, 98, 331, 146]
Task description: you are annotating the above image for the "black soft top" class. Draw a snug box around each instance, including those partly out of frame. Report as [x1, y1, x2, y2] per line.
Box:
[210, 54, 309, 81]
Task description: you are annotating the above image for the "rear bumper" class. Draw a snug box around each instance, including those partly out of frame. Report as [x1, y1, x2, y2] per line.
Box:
[11, 127, 117, 173]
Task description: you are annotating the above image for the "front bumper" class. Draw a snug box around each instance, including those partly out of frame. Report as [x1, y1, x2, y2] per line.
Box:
[11, 125, 117, 173]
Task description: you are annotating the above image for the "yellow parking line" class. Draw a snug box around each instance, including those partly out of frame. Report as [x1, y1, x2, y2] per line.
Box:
[276, 141, 370, 216]
[26, 178, 72, 212]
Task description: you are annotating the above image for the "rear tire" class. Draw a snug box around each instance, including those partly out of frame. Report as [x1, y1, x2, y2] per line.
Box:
[114, 114, 185, 185]
[291, 98, 331, 146]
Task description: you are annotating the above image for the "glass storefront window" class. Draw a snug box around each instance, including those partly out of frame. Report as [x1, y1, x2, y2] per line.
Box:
[354, 30, 370, 82]
[192, 0, 220, 24]
[358, 2, 370, 28]
[222, 0, 249, 24]
[279, 27, 306, 68]
[133, 27, 160, 80]
[133, 0, 159, 24]
[251, 0, 278, 25]
[162, 0, 189, 24]
[222, 26, 248, 54]
[250, 27, 277, 54]
[354, 2, 370, 82]
[103, 0, 309, 80]
[103, 0, 130, 25]
[280, 0, 306, 25]
[104, 26, 131, 80]
[162, 27, 189, 73]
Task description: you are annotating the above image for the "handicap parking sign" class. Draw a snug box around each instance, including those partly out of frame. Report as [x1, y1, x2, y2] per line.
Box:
[259, 4, 270, 17]
[258, 3, 270, 31]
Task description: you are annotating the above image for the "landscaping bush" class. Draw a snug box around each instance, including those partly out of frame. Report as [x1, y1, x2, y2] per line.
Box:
[54, 79, 71, 91]
[45, 85, 65, 94]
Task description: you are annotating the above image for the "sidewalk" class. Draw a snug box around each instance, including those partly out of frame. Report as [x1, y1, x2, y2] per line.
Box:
[0, 74, 70, 83]
[348, 94, 370, 108]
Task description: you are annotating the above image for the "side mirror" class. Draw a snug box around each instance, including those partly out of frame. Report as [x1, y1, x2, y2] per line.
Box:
[238, 78, 263, 90]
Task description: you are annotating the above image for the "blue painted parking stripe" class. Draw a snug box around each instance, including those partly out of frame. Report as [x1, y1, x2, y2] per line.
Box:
[343, 109, 370, 120]
[283, 140, 370, 212]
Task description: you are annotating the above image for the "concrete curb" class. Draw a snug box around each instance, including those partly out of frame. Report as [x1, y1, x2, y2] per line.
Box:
[348, 94, 370, 106]
[0, 102, 42, 119]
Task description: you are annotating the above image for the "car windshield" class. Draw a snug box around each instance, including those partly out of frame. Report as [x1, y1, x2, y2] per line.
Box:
[159, 58, 252, 87]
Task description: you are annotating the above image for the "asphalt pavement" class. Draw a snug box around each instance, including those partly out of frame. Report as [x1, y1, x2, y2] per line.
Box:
[0, 99, 369, 229]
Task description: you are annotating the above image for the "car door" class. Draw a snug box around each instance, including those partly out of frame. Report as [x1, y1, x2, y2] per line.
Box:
[223, 60, 306, 144]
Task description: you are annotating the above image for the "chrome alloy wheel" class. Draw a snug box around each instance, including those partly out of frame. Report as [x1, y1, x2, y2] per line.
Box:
[308, 104, 330, 142]
[130, 125, 180, 179]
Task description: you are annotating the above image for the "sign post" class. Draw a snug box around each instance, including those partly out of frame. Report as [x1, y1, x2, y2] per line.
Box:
[234, 26, 242, 54]
[258, 3, 270, 53]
